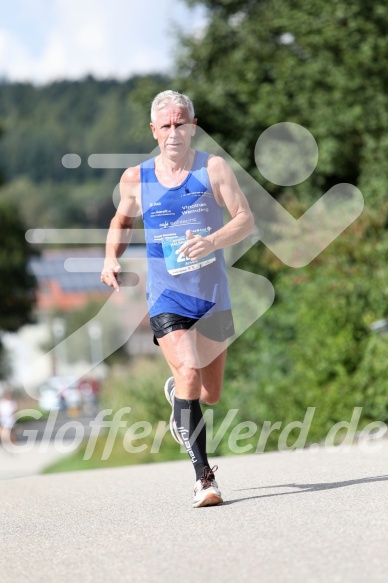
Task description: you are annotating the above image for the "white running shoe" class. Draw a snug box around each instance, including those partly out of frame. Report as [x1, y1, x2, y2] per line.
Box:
[163, 377, 183, 445]
[192, 465, 223, 508]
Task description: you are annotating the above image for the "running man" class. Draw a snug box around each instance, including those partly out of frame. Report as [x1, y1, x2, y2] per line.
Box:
[101, 90, 254, 507]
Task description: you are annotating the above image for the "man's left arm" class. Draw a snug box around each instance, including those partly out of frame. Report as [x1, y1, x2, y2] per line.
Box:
[178, 156, 254, 261]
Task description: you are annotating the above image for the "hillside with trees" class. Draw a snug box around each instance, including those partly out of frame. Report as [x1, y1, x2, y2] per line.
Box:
[1, 0, 388, 458]
[0, 74, 168, 229]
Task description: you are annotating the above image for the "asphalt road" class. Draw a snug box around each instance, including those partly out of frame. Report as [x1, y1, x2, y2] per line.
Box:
[1, 439, 387, 583]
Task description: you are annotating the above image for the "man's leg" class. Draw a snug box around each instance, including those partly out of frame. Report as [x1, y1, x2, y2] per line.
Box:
[158, 328, 209, 478]
[196, 333, 227, 405]
[158, 328, 224, 506]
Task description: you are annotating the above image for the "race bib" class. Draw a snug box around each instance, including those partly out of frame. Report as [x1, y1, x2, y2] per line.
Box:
[162, 230, 216, 275]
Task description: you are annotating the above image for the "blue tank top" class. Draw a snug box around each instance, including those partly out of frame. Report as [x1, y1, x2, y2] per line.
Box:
[140, 150, 231, 319]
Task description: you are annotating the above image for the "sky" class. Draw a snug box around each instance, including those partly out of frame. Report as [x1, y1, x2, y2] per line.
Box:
[0, 0, 207, 84]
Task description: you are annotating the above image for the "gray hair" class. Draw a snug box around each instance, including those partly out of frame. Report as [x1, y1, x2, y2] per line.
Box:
[150, 90, 195, 122]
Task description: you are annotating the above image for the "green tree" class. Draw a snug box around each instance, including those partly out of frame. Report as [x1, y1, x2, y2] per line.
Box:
[0, 201, 38, 378]
[173, 0, 388, 448]
[178, 0, 388, 204]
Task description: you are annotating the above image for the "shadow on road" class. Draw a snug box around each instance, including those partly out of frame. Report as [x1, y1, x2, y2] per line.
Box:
[222, 474, 388, 506]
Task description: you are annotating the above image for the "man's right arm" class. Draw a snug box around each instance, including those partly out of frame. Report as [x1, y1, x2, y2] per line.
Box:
[101, 166, 141, 291]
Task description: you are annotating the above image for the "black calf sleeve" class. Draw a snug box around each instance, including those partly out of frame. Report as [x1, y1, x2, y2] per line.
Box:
[174, 396, 209, 480]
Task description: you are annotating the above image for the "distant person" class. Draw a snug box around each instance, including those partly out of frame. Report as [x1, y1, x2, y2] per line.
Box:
[0, 390, 17, 448]
[78, 377, 100, 414]
[101, 90, 254, 507]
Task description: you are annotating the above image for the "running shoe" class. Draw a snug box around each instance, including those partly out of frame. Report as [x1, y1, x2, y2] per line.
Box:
[164, 377, 183, 445]
[192, 465, 223, 508]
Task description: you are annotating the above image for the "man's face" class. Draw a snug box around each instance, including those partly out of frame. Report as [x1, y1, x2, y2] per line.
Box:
[150, 106, 197, 157]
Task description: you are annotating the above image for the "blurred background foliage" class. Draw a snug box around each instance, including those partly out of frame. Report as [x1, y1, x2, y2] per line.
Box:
[0, 74, 167, 228]
[0, 200, 38, 378]
[2, 0, 388, 468]
[175, 0, 388, 447]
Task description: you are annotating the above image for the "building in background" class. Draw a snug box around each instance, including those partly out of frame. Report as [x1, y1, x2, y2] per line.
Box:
[3, 245, 158, 394]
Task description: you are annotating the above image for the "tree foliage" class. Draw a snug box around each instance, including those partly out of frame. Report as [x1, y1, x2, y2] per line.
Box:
[0, 200, 38, 379]
[0, 74, 169, 229]
[177, 0, 388, 203]
[0, 201, 37, 332]
[174, 0, 388, 447]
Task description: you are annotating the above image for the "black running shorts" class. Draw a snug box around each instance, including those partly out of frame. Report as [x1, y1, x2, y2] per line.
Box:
[150, 310, 235, 346]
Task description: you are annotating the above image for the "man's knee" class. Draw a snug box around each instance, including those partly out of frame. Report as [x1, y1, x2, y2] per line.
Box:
[175, 366, 201, 390]
[201, 393, 221, 406]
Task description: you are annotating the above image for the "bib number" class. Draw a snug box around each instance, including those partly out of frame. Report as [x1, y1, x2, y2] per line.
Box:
[162, 231, 216, 275]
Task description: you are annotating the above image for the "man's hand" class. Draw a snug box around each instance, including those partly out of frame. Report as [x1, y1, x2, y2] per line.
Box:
[177, 230, 215, 261]
[101, 259, 121, 291]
